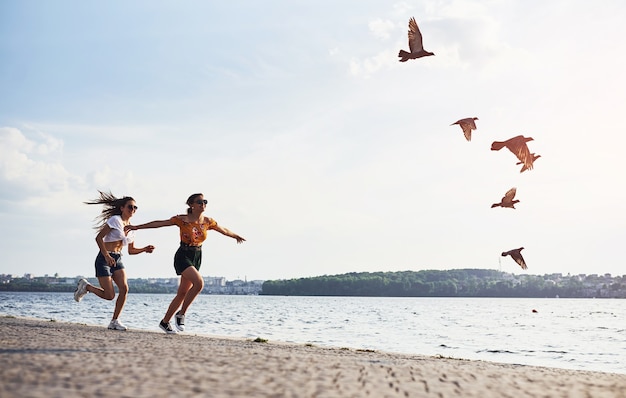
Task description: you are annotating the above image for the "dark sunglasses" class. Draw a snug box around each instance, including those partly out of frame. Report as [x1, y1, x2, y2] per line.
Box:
[195, 199, 208, 205]
[126, 204, 138, 211]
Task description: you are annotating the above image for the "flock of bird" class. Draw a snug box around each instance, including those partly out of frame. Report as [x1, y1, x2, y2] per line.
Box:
[399, 17, 541, 271]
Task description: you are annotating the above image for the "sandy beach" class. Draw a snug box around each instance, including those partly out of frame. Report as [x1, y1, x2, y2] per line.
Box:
[0, 316, 624, 398]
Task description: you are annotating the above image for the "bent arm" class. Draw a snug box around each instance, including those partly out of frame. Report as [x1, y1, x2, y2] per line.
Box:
[95, 225, 116, 266]
[128, 242, 155, 255]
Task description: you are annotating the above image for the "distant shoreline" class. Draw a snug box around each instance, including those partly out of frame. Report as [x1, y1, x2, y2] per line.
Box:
[3, 269, 626, 298]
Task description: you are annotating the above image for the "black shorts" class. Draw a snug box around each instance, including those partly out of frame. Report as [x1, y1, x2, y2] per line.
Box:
[174, 244, 202, 275]
[94, 252, 124, 277]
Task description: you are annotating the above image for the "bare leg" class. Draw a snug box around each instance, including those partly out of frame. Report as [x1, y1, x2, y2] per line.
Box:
[162, 277, 191, 323]
[179, 267, 205, 316]
[111, 269, 128, 320]
[87, 276, 116, 300]
[162, 267, 204, 323]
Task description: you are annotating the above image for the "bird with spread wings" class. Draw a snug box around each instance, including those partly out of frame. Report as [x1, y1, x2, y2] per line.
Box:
[491, 187, 520, 209]
[398, 17, 435, 62]
[502, 247, 528, 270]
[491, 135, 536, 172]
[451, 117, 479, 141]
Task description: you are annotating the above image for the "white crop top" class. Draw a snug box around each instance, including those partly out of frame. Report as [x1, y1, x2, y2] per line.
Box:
[102, 215, 135, 245]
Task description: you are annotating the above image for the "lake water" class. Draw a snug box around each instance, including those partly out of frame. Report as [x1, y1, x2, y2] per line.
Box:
[1, 292, 624, 374]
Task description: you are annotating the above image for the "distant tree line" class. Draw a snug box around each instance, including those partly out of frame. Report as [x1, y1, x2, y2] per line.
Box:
[0, 281, 74, 293]
[260, 269, 626, 298]
[3, 269, 625, 298]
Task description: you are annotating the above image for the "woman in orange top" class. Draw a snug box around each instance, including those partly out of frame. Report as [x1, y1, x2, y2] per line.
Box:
[126, 193, 245, 334]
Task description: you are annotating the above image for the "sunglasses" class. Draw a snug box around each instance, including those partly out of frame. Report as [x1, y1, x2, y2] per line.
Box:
[126, 204, 138, 211]
[195, 199, 208, 205]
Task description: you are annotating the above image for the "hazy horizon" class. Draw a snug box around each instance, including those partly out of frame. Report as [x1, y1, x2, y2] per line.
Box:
[5, 267, 623, 281]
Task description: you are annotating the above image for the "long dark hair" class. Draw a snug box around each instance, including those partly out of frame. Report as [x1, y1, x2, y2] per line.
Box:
[186, 193, 204, 214]
[85, 190, 135, 229]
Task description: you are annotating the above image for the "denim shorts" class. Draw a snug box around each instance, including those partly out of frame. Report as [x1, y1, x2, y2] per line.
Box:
[94, 252, 125, 277]
[174, 244, 202, 275]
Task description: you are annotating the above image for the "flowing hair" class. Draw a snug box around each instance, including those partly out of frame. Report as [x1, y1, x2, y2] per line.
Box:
[85, 190, 135, 229]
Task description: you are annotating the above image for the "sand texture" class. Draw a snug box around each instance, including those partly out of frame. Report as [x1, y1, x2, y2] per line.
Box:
[0, 316, 625, 397]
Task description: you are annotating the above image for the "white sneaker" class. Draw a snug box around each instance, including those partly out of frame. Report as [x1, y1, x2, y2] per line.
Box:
[74, 279, 89, 302]
[175, 312, 185, 332]
[108, 319, 128, 331]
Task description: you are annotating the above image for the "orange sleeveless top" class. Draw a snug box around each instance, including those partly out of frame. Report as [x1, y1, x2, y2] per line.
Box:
[169, 215, 217, 245]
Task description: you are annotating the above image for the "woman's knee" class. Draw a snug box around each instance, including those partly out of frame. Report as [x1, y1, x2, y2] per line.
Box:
[112, 271, 128, 297]
[117, 283, 129, 296]
[182, 268, 204, 289]
[188, 274, 204, 291]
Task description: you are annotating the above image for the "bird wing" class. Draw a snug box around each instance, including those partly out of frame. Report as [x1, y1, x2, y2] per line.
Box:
[452, 118, 475, 141]
[519, 147, 533, 171]
[505, 136, 533, 170]
[511, 250, 528, 270]
[461, 124, 472, 141]
[502, 187, 517, 202]
[516, 153, 537, 165]
[408, 17, 425, 53]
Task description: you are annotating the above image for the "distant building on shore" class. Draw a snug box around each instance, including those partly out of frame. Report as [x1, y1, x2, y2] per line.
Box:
[0, 273, 264, 295]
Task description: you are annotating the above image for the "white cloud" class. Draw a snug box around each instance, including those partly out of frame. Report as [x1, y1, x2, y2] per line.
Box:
[368, 18, 396, 40]
[392, 2, 414, 16]
[0, 127, 82, 200]
[83, 166, 138, 193]
[348, 49, 398, 78]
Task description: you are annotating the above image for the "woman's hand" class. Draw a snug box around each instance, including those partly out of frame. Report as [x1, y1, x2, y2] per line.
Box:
[105, 253, 116, 267]
[143, 245, 155, 253]
[124, 224, 137, 233]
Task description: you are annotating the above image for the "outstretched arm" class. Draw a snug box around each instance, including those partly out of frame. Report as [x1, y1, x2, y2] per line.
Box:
[212, 224, 245, 244]
[125, 219, 174, 232]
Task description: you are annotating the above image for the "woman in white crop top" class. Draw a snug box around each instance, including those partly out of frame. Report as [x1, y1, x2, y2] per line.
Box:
[73, 191, 155, 331]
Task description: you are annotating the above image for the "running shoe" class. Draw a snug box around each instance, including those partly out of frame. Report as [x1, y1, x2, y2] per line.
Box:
[175, 312, 185, 332]
[108, 319, 128, 331]
[159, 320, 177, 334]
[74, 278, 89, 302]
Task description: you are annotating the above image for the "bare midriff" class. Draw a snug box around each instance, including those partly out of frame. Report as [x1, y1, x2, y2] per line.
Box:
[104, 241, 125, 253]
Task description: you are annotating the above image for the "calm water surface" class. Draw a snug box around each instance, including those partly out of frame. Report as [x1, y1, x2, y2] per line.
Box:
[1, 292, 624, 374]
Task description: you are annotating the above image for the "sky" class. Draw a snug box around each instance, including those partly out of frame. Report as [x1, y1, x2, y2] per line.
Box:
[1, 1, 625, 281]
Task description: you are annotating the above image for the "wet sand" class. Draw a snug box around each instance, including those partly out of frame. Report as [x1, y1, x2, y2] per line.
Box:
[0, 316, 625, 397]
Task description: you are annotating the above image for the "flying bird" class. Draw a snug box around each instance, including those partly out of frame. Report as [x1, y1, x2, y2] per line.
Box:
[491, 187, 519, 209]
[491, 135, 535, 171]
[398, 17, 435, 62]
[451, 117, 478, 141]
[517, 153, 541, 173]
[502, 247, 527, 270]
